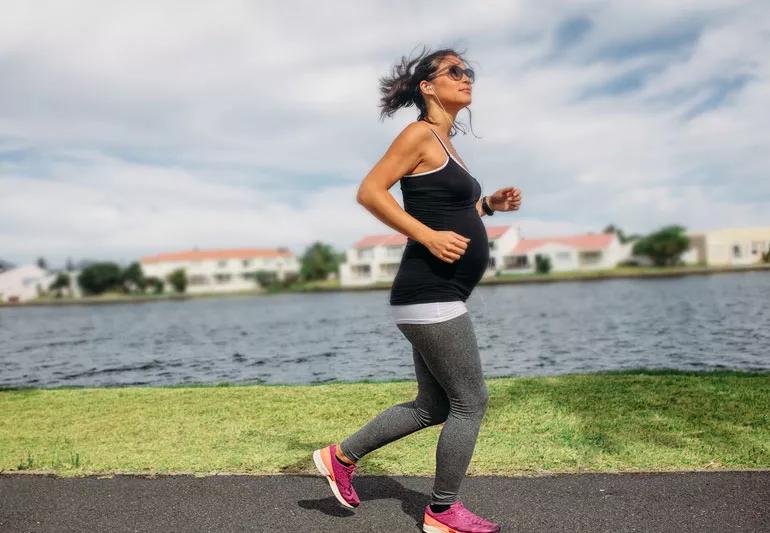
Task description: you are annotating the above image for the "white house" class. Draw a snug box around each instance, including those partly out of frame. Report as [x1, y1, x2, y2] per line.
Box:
[140, 247, 301, 294]
[0, 265, 59, 303]
[339, 225, 519, 287]
[501, 232, 632, 274]
[683, 227, 770, 266]
[487, 225, 521, 271]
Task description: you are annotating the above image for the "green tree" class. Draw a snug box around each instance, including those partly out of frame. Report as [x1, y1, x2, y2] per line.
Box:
[603, 224, 627, 243]
[535, 254, 552, 274]
[121, 262, 146, 292]
[166, 268, 187, 293]
[144, 276, 165, 294]
[254, 270, 278, 288]
[48, 272, 71, 298]
[603, 224, 643, 244]
[77, 262, 123, 295]
[300, 242, 343, 282]
[632, 225, 690, 266]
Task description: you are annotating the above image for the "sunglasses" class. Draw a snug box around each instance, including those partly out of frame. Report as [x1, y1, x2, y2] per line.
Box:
[430, 64, 475, 84]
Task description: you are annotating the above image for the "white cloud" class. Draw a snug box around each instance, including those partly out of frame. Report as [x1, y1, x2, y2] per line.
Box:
[1, 0, 769, 266]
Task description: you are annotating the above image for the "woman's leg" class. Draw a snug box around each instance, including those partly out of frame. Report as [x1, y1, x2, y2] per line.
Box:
[339, 337, 451, 463]
[395, 313, 489, 506]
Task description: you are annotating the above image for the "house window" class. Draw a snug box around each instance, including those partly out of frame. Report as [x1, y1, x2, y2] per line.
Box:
[357, 247, 373, 260]
[352, 264, 371, 278]
[243, 259, 251, 267]
[189, 274, 209, 286]
[386, 245, 404, 257]
[579, 251, 602, 265]
[489, 241, 496, 250]
[488, 257, 496, 268]
[218, 260, 228, 268]
[380, 263, 399, 276]
[504, 256, 528, 269]
[732, 244, 741, 258]
[556, 251, 571, 261]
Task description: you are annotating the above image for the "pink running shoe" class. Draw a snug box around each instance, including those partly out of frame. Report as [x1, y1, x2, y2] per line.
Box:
[422, 500, 501, 533]
[312, 443, 360, 509]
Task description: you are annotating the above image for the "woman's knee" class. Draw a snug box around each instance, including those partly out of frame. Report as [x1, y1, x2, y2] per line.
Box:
[415, 399, 450, 426]
[450, 385, 489, 418]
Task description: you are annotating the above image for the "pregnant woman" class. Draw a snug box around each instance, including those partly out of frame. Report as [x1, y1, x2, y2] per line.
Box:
[313, 46, 521, 533]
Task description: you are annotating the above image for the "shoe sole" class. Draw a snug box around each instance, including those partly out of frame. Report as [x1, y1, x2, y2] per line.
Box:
[422, 524, 500, 533]
[423, 514, 459, 533]
[423, 524, 458, 533]
[313, 448, 357, 509]
[423, 511, 500, 532]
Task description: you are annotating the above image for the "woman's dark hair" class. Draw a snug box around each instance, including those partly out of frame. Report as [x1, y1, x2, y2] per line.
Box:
[378, 44, 478, 138]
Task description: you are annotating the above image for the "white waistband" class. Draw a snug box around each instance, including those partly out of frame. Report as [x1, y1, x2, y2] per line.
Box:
[390, 301, 468, 324]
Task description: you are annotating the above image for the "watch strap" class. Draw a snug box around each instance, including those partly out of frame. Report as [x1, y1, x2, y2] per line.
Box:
[482, 195, 494, 216]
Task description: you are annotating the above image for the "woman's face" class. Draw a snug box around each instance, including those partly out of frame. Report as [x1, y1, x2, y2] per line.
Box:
[429, 56, 472, 107]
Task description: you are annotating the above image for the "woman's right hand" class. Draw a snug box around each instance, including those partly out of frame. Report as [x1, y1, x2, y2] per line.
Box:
[422, 230, 470, 263]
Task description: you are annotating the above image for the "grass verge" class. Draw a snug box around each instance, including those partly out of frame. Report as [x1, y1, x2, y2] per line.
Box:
[1, 369, 768, 477]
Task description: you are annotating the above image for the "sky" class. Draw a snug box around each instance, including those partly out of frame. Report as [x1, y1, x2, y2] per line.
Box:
[1, 0, 769, 268]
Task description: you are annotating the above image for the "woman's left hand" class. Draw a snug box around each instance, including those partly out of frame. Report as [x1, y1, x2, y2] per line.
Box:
[488, 187, 522, 212]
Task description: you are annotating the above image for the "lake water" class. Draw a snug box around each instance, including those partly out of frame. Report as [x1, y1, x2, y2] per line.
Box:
[1, 272, 768, 388]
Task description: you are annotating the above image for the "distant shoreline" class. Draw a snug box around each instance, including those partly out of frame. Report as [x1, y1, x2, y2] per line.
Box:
[3, 263, 769, 308]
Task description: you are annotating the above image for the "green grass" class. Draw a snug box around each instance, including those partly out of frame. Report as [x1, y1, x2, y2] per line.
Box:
[1, 369, 768, 477]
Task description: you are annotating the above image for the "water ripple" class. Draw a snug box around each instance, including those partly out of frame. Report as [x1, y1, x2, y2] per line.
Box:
[1, 272, 769, 387]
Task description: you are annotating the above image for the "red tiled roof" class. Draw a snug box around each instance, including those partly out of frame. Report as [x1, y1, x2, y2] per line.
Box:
[353, 225, 511, 249]
[141, 247, 293, 264]
[486, 225, 511, 240]
[353, 233, 408, 248]
[512, 233, 614, 254]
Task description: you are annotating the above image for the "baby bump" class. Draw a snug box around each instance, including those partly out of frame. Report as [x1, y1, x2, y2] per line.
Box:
[450, 214, 489, 284]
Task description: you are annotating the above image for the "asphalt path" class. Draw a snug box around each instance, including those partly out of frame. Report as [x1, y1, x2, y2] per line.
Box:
[1, 470, 768, 532]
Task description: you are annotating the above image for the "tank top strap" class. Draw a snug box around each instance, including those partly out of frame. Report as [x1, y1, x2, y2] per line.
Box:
[429, 129, 451, 157]
[429, 128, 469, 173]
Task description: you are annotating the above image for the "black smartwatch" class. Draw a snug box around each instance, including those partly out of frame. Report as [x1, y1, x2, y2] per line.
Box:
[481, 195, 494, 216]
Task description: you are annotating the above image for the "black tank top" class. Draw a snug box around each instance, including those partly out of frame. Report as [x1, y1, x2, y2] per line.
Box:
[389, 127, 489, 305]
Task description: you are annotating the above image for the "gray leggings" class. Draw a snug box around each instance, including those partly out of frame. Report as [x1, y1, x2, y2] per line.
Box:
[340, 312, 490, 506]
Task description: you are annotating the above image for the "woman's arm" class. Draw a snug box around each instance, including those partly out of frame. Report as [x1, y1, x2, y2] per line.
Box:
[356, 123, 436, 245]
[358, 122, 474, 264]
[475, 197, 487, 217]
